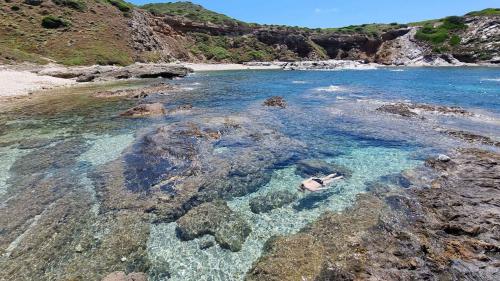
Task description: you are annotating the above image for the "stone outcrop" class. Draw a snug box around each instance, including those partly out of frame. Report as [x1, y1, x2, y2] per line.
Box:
[120, 103, 167, 117]
[377, 102, 472, 118]
[263, 96, 287, 108]
[38, 63, 191, 82]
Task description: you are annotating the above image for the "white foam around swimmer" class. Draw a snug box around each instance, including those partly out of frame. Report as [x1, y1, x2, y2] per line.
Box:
[148, 146, 421, 281]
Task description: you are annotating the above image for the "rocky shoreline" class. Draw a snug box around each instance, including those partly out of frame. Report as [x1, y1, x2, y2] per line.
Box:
[2, 59, 499, 99]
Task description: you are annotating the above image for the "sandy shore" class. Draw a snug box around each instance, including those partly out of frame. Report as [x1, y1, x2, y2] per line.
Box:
[182, 63, 282, 71]
[0, 70, 76, 98]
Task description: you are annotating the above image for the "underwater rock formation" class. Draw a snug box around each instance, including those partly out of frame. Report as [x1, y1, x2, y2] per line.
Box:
[0, 139, 151, 280]
[93, 83, 174, 99]
[94, 116, 305, 223]
[176, 200, 251, 252]
[249, 191, 298, 214]
[247, 148, 500, 280]
[377, 102, 472, 118]
[120, 103, 167, 117]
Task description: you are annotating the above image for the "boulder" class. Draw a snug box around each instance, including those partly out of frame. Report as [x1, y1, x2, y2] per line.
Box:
[249, 190, 297, 213]
[175, 200, 251, 252]
[295, 159, 352, 178]
[175, 200, 232, 240]
[120, 103, 166, 117]
[437, 154, 451, 162]
[214, 216, 252, 252]
[263, 96, 287, 108]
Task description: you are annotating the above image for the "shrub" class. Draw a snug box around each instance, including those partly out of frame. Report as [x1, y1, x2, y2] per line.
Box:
[41, 15, 70, 29]
[11, 5, 20, 11]
[52, 0, 86, 11]
[207, 46, 230, 60]
[441, 16, 466, 30]
[415, 25, 449, 44]
[106, 0, 132, 13]
[449, 35, 461, 46]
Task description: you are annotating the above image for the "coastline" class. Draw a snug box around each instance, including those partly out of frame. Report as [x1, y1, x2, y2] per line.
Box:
[0, 60, 498, 99]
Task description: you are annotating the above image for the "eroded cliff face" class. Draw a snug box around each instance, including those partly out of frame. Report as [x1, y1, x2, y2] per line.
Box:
[452, 16, 500, 63]
[130, 11, 499, 65]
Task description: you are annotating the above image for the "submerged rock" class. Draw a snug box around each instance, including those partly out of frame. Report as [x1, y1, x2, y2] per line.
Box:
[101, 271, 148, 281]
[377, 102, 472, 118]
[93, 83, 174, 99]
[376, 103, 418, 117]
[263, 96, 287, 108]
[175, 200, 231, 240]
[215, 216, 252, 252]
[120, 103, 166, 117]
[249, 190, 298, 213]
[295, 159, 352, 178]
[104, 116, 304, 222]
[175, 200, 251, 252]
[443, 129, 500, 147]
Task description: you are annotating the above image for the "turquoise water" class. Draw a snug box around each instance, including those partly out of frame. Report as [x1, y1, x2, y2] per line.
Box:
[0, 68, 499, 280]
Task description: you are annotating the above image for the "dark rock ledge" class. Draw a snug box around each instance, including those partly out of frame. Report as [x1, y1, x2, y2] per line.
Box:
[246, 148, 500, 281]
[377, 102, 473, 118]
[38, 63, 192, 82]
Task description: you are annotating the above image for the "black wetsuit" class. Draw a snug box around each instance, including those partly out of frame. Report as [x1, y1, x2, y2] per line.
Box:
[312, 178, 324, 185]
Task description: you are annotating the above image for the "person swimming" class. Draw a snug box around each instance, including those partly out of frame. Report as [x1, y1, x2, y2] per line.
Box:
[299, 174, 343, 192]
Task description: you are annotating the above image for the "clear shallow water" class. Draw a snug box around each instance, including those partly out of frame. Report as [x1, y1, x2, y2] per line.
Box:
[0, 67, 499, 280]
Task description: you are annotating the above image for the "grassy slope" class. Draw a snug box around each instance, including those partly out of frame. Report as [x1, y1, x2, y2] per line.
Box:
[0, 1, 497, 65]
[141, 1, 245, 26]
[0, 0, 135, 65]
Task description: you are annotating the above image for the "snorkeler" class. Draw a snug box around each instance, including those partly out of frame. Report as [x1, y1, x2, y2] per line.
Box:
[299, 174, 344, 192]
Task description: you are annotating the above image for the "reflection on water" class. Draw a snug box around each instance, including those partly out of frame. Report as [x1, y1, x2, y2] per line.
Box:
[0, 68, 499, 280]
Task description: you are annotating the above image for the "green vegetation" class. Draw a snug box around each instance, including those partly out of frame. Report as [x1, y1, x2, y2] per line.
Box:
[322, 23, 408, 36]
[449, 35, 461, 46]
[41, 15, 71, 29]
[466, 8, 500, 16]
[52, 0, 87, 11]
[106, 0, 133, 13]
[415, 16, 466, 47]
[141, 1, 245, 26]
[188, 32, 279, 62]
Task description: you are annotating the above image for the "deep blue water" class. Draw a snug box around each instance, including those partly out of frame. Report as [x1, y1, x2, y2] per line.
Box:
[173, 68, 500, 113]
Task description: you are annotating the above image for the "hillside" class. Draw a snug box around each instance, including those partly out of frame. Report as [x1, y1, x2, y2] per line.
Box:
[0, 1, 498, 65]
[0, 0, 137, 65]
